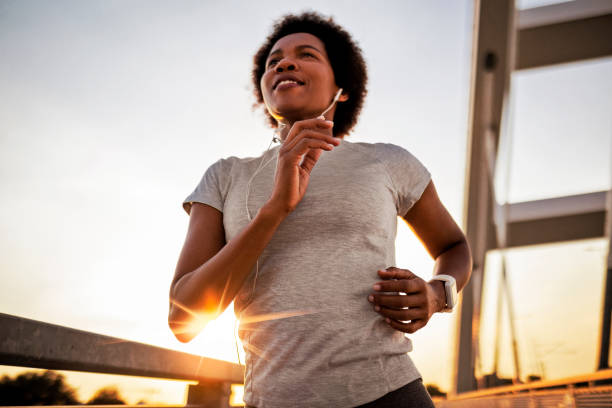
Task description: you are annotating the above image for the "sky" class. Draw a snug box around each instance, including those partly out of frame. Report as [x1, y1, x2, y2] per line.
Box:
[0, 0, 611, 404]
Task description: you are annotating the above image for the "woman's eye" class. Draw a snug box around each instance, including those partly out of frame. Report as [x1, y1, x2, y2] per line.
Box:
[267, 59, 278, 67]
[301, 52, 315, 58]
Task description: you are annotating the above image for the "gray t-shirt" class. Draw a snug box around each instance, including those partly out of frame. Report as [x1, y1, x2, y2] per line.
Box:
[184, 140, 431, 408]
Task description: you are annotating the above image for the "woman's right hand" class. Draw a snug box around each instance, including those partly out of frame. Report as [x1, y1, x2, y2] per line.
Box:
[266, 118, 339, 215]
[170, 120, 338, 343]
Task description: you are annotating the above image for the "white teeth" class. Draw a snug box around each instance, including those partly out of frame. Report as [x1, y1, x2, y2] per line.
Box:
[277, 80, 299, 87]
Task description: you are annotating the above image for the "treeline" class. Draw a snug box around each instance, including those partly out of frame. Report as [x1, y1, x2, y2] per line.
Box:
[0, 370, 145, 405]
[1, 369, 447, 405]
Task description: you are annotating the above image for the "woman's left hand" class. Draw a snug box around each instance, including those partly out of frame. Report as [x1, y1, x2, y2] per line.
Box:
[368, 267, 446, 334]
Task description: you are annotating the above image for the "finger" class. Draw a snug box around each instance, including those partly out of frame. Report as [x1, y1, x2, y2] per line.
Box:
[378, 267, 417, 280]
[369, 293, 425, 309]
[291, 138, 335, 159]
[281, 132, 337, 156]
[279, 138, 335, 166]
[284, 118, 334, 146]
[375, 305, 423, 322]
[290, 117, 334, 133]
[372, 277, 423, 294]
[300, 147, 324, 174]
[282, 128, 338, 152]
[386, 318, 426, 334]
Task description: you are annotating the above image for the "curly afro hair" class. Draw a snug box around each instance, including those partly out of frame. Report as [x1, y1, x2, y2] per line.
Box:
[252, 12, 368, 137]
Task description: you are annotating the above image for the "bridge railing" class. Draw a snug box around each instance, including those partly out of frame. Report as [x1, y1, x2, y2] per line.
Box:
[436, 369, 612, 407]
[0, 313, 244, 407]
[6, 312, 612, 407]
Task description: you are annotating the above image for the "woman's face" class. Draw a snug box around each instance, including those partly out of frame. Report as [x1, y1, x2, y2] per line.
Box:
[260, 32, 344, 123]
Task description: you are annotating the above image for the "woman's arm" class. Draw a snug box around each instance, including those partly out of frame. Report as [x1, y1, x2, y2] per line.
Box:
[402, 180, 471, 292]
[369, 180, 472, 333]
[168, 202, 285, 343]
[168, 118, 339, 343]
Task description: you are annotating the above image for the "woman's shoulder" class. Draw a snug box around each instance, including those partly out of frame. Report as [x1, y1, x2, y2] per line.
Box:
[341, 140, 420, 163]
[206, 146, 279, 174]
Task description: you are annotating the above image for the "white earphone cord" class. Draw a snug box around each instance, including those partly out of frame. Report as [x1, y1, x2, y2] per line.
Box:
[234, 87, 344, 368]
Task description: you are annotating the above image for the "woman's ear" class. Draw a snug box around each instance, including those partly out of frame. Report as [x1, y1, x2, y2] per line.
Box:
[339, 91, 349, 102]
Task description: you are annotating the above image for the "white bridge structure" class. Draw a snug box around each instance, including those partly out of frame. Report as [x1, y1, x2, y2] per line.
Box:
[444, 0, 612, 405]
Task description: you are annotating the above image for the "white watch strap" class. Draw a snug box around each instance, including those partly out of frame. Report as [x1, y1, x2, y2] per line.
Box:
[431, 274, 457, 312]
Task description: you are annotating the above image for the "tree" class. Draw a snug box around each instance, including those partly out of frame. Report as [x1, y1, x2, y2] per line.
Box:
[86, 386, 126, 404]
[0, 370, 80, 405]
[527, 374, 542, 382]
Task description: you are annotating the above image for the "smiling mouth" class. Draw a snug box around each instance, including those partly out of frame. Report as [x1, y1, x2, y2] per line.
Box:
[274, 79, 305, 90]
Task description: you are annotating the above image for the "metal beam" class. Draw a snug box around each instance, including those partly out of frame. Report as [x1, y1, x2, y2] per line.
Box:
[0, 313, 244, 383]
[457, 0, 515, 394]
[516, 0, 612, 70]
[503, 191, 607, 248]
[507, 212, 605, 247]
[506, 191, 606, 222]
[518, 0, 612, 29]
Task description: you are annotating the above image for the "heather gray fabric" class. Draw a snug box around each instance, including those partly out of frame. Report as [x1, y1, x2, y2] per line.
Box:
[184, 140, 432, 408]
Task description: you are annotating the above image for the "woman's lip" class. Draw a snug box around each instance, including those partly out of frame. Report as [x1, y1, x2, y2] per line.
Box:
[275, 81, 303, 91]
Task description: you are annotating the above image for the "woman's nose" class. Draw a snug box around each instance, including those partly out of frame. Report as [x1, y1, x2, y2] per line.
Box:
[275, 58, 297, 72]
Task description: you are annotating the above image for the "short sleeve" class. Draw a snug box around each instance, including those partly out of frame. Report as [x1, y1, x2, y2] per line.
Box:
[182, 159, 228, 215]
[375, 143, 432, 216]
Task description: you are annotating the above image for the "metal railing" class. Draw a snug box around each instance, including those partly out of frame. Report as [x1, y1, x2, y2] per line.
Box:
[0, 313, 244, 407]
[436, 369, 612, 407]
[4, 312, 612, 407]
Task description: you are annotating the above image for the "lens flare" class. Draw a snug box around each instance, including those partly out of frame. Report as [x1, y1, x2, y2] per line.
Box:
[239, 309, 319, 325]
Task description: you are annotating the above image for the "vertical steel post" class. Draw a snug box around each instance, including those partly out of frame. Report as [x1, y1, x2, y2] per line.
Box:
[455, 0, 515, 394]
[598, 188, 612, 369]
[187, 380, 232, 408]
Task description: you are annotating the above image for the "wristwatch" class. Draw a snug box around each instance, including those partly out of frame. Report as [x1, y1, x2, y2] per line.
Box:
[430, 275, 458, 313]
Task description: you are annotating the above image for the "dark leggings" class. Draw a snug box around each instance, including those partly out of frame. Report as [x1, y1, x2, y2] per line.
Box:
[354, 378, 435, 408]
[246, 378, 435, 408]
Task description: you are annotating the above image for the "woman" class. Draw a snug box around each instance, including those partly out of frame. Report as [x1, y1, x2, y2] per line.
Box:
[168, 12, 472, 408]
